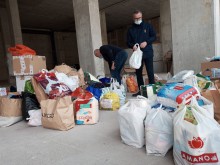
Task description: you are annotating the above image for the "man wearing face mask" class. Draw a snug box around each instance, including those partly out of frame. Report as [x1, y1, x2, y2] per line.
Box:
[127, 10, 156, 96]
[94, 45, 128, 84]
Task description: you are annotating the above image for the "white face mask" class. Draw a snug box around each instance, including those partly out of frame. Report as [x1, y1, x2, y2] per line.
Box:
[134, 19, 142, 25]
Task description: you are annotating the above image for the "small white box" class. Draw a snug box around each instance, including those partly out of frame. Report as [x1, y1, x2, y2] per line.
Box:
[16, 75, 33, 92]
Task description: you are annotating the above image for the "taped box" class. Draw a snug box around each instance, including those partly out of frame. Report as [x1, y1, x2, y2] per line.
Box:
[16, 75, 33, 92]
[12, 55, 46, 75]
[201, 61, 220, 79]
[124, 65, 147, 75]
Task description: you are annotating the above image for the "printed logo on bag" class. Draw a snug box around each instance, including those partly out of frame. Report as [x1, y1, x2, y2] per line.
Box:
[181, 151, 218, 163]
[42, 113, 54, 118]
[181, 137, 219, 163]
[188, 137, 204, 149]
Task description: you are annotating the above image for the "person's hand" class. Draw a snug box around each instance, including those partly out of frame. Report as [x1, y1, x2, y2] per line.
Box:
[140, 41, 147, 48]
[111, 62, 115, 70]
[133, 45, 137, 51]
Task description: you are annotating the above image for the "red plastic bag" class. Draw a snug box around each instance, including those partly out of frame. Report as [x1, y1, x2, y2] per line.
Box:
[34, 70, 72, 99]
[71, 87, 93, 100]
[8, 44, 36, 56]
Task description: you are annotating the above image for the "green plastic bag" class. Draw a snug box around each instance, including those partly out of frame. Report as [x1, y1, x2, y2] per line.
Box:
[24, 80, 35, 94]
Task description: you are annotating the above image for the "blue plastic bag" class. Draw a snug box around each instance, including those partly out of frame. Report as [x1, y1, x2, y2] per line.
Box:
[86, 86, 102, 101]
[99, 77, 111, 84]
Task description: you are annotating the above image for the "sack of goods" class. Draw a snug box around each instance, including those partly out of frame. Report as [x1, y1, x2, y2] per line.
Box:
[74, 97, 99, 125]
[118, 99, 151, 148]
[145, 105, 173, 156]
[173, 96, 220, 165]
[34, 70, 72, 99]
[100, 92, 120, 111]
[157, 83, 198, 109]
[40, 96, 75, 131]
[0, 93, 23, 127]
[110, 79, 126, 106]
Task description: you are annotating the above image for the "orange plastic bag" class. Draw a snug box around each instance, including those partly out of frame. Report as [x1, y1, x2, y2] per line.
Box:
[8, 44, 36, 56]
[126, 75, 138, 93]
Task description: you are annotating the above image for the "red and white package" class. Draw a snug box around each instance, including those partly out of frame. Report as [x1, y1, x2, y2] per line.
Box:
[34, 70, 72, 99]
[173, 97, 220, 165]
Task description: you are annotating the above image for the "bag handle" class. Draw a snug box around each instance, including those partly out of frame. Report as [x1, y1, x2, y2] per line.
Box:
[134, 43, 141, 51]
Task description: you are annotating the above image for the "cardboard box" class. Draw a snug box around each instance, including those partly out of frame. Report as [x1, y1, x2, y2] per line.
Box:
[124, 65, 147, 75]
[12, 55, 46, 75]
[201, 61, 220, 79]
[16, 75, 33, 92]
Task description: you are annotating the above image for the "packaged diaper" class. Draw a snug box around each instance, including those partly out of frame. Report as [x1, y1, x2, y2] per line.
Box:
[74, 97, 99, 125]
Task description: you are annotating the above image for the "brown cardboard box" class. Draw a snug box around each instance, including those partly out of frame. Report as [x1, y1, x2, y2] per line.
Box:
[201, 61, 220, 79]
[201, 89, 220, 124]
[124, 65, 147, 75]
[12, 55, 46, 75]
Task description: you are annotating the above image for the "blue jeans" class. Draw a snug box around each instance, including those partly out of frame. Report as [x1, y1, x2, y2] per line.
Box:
[111, 51, 128, 84]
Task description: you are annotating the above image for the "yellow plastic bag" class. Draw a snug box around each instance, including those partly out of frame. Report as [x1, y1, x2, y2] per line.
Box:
[100, 92, 120, 110]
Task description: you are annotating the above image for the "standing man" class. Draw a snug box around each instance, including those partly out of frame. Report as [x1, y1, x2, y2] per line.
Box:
[127, 10, 156, 96]
[94, 45, 128, 84]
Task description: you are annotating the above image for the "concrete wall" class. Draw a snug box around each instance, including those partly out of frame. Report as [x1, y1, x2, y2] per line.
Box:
[170, 0, 215, 74]
[54, 32, 79, 67]
[22, 33, 55, 70]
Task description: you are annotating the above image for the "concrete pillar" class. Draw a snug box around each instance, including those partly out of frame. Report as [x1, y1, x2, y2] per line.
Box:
[170, 0, 215, 74]
[160, 0, 172, 73]
[160, 0, 173, 72]
[73, 0, 104, 76]
[214, 0, 220, 56]
[100, 11, 108, 45]
[100, 11, 110, 75]
[6, 0, 23, 44]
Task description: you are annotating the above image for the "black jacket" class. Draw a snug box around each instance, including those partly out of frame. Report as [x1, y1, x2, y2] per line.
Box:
[99, 45, 123, 69]
[127, 21, 156, 56]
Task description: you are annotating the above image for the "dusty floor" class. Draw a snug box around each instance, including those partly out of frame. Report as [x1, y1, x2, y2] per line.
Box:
[0, 109, 174, 165]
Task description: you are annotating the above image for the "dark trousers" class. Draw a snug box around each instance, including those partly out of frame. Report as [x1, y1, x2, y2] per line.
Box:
[111, 51, 128, 84]
[136, 53, 155, 89]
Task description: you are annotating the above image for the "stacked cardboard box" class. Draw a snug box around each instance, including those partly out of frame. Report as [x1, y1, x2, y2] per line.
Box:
[201, 61, 220, 80]
[12, 55, 46, 92]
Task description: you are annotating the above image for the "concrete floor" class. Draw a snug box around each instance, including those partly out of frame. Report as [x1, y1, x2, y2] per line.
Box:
[0, 110, 174, 165]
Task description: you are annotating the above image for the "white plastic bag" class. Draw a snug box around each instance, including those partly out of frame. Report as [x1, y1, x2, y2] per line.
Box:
[55, 72, 79, 91]
[145, 105, 173, 156]
[183, 75, 199, 92]
[27, 110, 42, 126]
[118, 99, 151, 148]
[173, 96, 220, 165]
[110, 79, 126, 106]
[129, 44, 143, 69]
[121, 74, 128, 92]
[167, 70, 194, 83]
